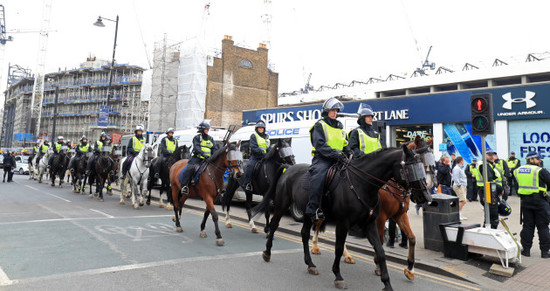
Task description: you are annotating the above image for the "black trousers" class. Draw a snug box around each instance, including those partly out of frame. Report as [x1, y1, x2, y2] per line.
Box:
[478, 188, 499, 229]
[466, 178, 478, 201]
[388, 219, 407, 245]
[3, 166, 11, 181]
[243, 157, 260, 186]
[520, 194, 550, 252]
[306, 156, 332, 215]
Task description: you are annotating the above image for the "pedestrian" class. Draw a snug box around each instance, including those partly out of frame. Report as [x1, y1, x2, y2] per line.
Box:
[7, 152, 16, 182]
[477, 149, 504, 229]
[465, 158, 479, 201]
[507, 151, 521, 196]
[451, 153, 457, 169]
[452, 156, 468, 220]
[437, 156, 452, 194]
[515, 151, 550, 258]
[3, 151, 14, 182]
[386, 219, 408, 249]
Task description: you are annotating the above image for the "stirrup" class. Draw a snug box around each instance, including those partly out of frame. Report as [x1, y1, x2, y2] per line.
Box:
[310, 208, 325, 222]
[245, 183, 252, 191]
[181, 186, 189, 195]
[154, 173, 160, 179]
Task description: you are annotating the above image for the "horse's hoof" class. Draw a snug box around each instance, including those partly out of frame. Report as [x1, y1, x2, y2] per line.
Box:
[134, 203, 139, 209]
[311, 247, 321, 255]
[98, 198, 104, 202]
[89, 194, 93, 199]
[404, 268, 414, 281]
[334, 280, 347, 289]
[50, 184, 55, 187]
[307, 267, 319, 275]
[107, 191, 113, 196]
[158, 203, 164, 208]
[344, 256, 355, 264]
[94, 193, 98, 197]
[119, 200, 125, 205]
[251, 227, 258, 233]
[225, 223, 232, 228]
[166, 204, 173, 210]
[146, 200, 151, 206]
[176, 227, 183, 233]
[200, 231, 207, 238]
[139, 202, 144, 207]
[375, 268, 381, 276]
[73, 190, 79, 193]
[216, 238, 224, 246]
[172, 216, 176, 222]
[262, 251, 271, 262]
[131, 202, 135, 207]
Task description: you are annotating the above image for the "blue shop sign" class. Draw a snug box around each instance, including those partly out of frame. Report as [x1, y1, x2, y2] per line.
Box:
[491, 83, 550, 120]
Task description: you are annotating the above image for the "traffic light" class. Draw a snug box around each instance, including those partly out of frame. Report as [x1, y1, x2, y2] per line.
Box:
[470, 93, 494, 135]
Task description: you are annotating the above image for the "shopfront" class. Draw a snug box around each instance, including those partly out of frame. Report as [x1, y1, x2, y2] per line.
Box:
[243, 83, 550, 164]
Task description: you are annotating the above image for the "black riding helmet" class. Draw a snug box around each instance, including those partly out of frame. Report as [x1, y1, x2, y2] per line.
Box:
[197, 120, 211, 133]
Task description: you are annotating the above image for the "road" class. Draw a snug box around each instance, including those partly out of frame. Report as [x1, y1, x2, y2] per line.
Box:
[0, 174, 480, 290]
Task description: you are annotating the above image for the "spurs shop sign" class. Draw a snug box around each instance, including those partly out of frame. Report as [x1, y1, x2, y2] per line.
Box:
[259, 108, 409, 124]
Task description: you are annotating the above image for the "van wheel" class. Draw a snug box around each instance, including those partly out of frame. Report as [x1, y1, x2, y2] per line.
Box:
[19, 168, 24, 175]
[290, 202, 304, 222]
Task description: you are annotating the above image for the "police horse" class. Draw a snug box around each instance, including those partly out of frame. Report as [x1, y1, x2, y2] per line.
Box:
[71, 153, 90, 194]
[146, 145, 191, 209]
[49, 146, 69, 187]
[119, 144, 154, 208]
[222, 139, 295, 233]
[169, 142, 244, 246]
[254, 145, 431, 290]
[36, 150, 52, 183]
[89, 146, 115, 202]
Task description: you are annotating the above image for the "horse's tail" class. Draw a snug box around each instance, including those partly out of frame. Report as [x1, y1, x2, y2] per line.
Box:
[251, 164, 288, 217]
[221, 175, 239, 211]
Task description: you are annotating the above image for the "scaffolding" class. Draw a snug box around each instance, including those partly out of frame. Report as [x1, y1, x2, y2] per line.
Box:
[177, 38, 207, 129]
[148, 35, 179, 132]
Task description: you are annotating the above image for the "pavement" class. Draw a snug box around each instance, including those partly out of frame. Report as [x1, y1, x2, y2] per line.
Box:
[137, 185, 550, 291]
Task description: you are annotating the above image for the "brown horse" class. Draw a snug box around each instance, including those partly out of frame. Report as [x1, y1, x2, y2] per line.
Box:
[169, 142, 243, 246]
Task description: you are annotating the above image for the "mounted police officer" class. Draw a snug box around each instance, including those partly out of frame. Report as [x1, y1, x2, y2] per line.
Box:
[243, 120, 270, 191]
[347, 104, 382, 158]
[121, 125, 146, 180]
[507, 151, 521, 196]
[33, 142, 40, 155]
[36, 140, 50, 165]
[69, 135, 90, 173]
[476, 149, 504, 229]
[179, 120, 219, 195]
[154, 128, 178, 180]
[515, 151, 550, 258]
[306, 97, 348, 222]
[86, 132, 108, 175]
[48, 136, 67, 169]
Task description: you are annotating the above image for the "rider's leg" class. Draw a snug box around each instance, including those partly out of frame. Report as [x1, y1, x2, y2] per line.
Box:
[121, 155, 134, 179]
[180, 157, 200, 194]
[306, 157, 331, 221]
[48, 154, 56, 168]
[243, 158, 257, 191]
[154, 156, 164, 179]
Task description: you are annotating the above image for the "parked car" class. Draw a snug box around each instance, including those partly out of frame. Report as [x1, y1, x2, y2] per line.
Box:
[15, 155, 30, 175]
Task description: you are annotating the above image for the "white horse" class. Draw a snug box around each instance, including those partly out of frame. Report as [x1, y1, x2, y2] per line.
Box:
[29, 154, 38, 180]
[37, 150, 52, 183]
[120, 144, 154, 209]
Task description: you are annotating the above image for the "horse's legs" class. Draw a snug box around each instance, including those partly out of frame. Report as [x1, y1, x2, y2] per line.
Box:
[205, 197, 224, 246]
[245, 190, 258, 233]
[264, 206, 271, 235]
[375, 213, 389, 275]
[302, 218, 318, 275]
[200, 209, 210, 238]
[311, 224, 321, 255]
[263, 207, 285, 262]
[396, 214, 416, 280]
[332, 222, 349, 289]
[366, 220, 393, 291]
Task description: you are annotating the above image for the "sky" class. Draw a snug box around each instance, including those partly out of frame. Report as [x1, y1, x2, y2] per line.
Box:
[1, 0, 550, 109]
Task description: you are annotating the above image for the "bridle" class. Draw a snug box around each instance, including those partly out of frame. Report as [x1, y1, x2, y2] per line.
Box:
[202, 147, 243, 195]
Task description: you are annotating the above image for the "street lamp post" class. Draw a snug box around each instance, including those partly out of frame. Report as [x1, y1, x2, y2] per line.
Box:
[93, 15, 119, 129]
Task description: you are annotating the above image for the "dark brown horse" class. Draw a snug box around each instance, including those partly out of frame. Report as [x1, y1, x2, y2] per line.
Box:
[169, 142, 244, 246]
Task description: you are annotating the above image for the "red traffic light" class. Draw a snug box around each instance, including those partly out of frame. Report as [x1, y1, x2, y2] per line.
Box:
[471, 97, 487, 112]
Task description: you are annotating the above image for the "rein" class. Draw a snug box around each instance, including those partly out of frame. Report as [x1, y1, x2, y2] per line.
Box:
[130, 150, 152, 185]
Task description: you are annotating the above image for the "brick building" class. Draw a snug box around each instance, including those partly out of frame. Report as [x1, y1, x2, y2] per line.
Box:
[205, 36, 278, 128]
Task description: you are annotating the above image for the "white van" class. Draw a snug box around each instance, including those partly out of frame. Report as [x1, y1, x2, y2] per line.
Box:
[230, 117, 358, 164]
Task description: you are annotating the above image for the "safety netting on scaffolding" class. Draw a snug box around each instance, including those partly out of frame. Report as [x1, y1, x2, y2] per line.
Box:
[177, 38, 207, 129]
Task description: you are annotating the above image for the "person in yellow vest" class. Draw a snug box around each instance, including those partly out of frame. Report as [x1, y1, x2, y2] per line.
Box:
[465, 158, 479, 202]
[242, 120, 270, 191]
[476, 149, 504, 229]
[33, 142, 40, 155]
[154, 128, 178, 180]
[69, 135, 90, 173]
[494, 153, 511, 200]
[48, 136, 67, 169]
[121, 125, 146, 180]
[86, 132, 108, 175]
[306, 97, 349, 222]
[36, 140, 50, 165]
[180, 121, 219, 195]
[507, 151, 521, 196]
[515, 151, 550, 258]
[347, 104, 382, 158]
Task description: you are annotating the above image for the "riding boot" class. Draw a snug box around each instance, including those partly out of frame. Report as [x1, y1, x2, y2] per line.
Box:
[245, 183, 252, 191]
[154, 173, 160, 180]
[181, 185, 189, 195]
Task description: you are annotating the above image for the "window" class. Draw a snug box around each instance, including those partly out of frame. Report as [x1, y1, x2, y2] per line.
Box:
[240, 59, 253, 69]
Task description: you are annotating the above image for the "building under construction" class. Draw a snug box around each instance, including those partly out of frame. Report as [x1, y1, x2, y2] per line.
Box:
[1, 58, 147, 148]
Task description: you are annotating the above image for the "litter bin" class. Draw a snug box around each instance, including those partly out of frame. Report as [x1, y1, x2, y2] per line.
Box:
[423, 193, 459, 251]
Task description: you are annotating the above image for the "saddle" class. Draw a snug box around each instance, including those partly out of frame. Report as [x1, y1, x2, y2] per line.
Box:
[301, 164, 343, 195]
[178, 161, 206, 186]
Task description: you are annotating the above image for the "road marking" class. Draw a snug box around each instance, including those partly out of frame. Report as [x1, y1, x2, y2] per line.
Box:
[23, 185, 71, 202]
[14, 249, 301, 285]
[89, 208, 115, 218]
[0, 214, 174, 226]
[0, 266, 16, 286]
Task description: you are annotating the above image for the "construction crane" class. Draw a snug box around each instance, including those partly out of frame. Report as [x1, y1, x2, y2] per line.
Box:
[303, 72, 313, 93]
[413, 46, 435, 76]
[29, 0, 53, 141]
[0, 4, 14, 105]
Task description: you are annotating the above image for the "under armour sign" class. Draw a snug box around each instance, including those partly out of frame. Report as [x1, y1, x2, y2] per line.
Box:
[502, 91, 536, 110]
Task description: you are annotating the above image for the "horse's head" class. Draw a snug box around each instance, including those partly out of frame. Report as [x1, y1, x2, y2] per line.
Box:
[414, 146, 437, 190]
[276, 139, 295, 165]
[141, 144, 154, 168]
[225, 141, 244, 178]
[179, 145, 191, 160]
[394, 144, 432, 205]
